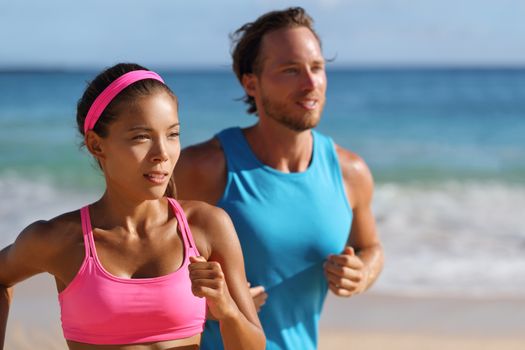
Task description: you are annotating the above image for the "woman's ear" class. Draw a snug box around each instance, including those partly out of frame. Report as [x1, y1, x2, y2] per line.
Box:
[84, 130, 105, 160]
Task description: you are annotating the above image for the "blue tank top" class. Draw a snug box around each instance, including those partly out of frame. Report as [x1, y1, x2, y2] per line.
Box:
[201, 127, 353, 350]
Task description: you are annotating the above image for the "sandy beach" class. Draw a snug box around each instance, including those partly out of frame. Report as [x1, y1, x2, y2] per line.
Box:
[318, 291, 525, 349]
[319, 331, 525, 350]
[5, 274, 525, 350]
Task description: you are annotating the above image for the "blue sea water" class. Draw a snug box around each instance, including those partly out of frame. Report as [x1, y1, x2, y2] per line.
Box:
[1, 68, 524, 298]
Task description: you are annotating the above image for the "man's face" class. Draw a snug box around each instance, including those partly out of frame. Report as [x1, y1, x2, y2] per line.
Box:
[245, 26, 327, 131]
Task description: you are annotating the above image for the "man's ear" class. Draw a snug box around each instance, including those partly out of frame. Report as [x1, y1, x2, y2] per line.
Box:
[84, 131, 105, 160]
[242, 73, 257, 97]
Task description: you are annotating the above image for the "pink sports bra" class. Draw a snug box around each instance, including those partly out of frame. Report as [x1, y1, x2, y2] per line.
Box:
[58, 198, 206, 345]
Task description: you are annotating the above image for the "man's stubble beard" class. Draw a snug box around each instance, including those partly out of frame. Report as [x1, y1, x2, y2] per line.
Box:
[260, 94, 324, 132]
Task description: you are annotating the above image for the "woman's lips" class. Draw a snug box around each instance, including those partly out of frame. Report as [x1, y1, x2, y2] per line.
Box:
[143, 172, 168, 184]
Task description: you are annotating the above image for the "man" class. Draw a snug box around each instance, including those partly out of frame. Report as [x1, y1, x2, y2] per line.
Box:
[175, 7, 384, 350]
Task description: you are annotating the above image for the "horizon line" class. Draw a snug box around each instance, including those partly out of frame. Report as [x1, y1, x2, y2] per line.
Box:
[1, 63, 525, 74]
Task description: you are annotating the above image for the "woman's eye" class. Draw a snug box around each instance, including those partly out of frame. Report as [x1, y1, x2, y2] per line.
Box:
[132, 134, 149, 141]
[168, 132, 180, 138]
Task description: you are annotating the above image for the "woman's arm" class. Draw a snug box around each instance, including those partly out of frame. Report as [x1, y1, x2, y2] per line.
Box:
[188, 203, 265, 350]
[0, 286, 12, 349]
[0, 221, 57, 349]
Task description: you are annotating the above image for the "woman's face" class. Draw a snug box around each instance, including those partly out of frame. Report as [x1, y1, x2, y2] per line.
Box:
[96, 91, 180, 200]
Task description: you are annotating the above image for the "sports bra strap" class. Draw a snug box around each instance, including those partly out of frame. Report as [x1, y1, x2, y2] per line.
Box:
[167, 198, 200, 257]
[80, 201, 199, 258]
[80, 206, 95, 258]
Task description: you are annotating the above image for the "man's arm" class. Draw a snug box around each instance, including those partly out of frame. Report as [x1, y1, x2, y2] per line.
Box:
[324, 145, 384, 297]
[173, 138, 227, 204]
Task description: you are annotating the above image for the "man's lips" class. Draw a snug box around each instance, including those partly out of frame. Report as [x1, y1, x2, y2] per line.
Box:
[297, 99, 319, 110]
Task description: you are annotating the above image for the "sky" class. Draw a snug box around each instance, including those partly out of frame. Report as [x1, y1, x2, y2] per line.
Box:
[0, 0, 523, 70]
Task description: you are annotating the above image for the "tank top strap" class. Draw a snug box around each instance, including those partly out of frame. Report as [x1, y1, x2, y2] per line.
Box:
[310, 130, 352, 211]
[167, 198, 200, 257]
[215, 127, 258, 172]
[79, 206, 95, 258]
[310, 129, 332, 169]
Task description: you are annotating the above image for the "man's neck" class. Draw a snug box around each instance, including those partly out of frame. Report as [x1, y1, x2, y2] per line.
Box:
[243, 120, 313, 173]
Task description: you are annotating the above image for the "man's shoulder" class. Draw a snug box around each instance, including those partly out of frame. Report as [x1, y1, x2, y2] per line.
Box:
[178, 137, 225, 175]
[334, 144, 364, 168]
[310, 130, 370, 176]
[333, 143, 374, 206]
[181, 137, 223, 162]
[174, 137, 227, 203]
[334, 144, 372, 179]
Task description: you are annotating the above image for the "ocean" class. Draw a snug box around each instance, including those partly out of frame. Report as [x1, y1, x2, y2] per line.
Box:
[1, 68, 524, 299]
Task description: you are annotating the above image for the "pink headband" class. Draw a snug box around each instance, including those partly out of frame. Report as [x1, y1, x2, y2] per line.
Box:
[83, 70, 165, 133]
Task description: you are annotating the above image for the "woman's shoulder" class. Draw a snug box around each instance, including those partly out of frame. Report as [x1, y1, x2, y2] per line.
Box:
[6, 210, 84, 275]
[178, 199, 230, 228]
[17, 210, 83, 252]
[176, 199, 235, 257]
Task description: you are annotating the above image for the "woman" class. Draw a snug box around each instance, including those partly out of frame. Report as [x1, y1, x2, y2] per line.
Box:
[0, 63, 265, 350]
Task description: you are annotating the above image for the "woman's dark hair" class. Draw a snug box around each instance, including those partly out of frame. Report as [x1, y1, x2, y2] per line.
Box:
[230, 7, 321, 114]
[76, 63, 178, 197]
[76, 63, 177, 137]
